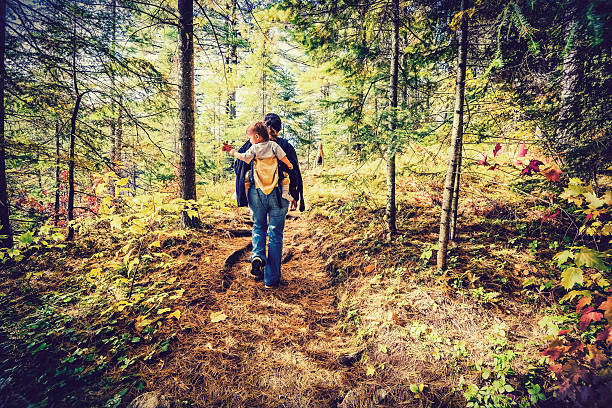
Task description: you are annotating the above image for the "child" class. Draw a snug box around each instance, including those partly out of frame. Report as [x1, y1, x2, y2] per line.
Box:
[224, 122, 293, 202]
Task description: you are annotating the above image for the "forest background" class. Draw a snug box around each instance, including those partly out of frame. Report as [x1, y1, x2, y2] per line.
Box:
[0, 0, 611, 407]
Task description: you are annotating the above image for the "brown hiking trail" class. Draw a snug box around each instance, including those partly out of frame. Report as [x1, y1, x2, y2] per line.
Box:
[140, 210, 363, 407]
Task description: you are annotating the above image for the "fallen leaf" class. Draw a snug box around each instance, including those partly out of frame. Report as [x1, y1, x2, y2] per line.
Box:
[366, 365, 376, 376]
[168, 310, 181, 320]
[210, 311, 227, 323]
[157, 308, 171, 315]
[365, 264, 375, 273]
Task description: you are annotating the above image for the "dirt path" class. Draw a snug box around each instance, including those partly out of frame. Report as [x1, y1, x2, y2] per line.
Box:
[140, 212, 362, 407]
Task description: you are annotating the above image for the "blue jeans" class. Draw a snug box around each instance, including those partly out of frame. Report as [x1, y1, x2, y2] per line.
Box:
[248, 186, 289, 286]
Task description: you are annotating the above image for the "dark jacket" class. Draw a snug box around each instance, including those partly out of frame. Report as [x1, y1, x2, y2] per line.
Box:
[234, 138, 305, 211]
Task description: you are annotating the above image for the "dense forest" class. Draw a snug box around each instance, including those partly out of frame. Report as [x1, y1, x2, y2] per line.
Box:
[0, 0, 610, 407]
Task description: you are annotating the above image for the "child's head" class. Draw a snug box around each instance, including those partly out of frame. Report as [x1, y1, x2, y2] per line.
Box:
[246, 122, 270, 144]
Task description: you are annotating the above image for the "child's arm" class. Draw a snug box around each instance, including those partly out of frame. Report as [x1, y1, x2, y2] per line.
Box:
[280, 156, 293, 170]
[229, 147, 255, 164]
[271, 142, 293, 170]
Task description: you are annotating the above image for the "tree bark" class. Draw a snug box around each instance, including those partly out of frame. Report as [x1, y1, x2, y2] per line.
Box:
[437, 0, 468, 270]
[450, 145, 462, 240]
[0, 0, 12, 248]
[178, 0, 199, 228]
[54, 120, 61, 226]
[385, 0, 399, 238]
[226, 0, 237, 120]
[67, 14, 82, 241]
[556, 5, 579, 151]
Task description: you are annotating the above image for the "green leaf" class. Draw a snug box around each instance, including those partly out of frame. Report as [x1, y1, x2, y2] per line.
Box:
[560, 290, 592, 303]
[560, 267, 583, 290]
[19, 231, 34, 244]
[554, 250, 574, 266]
[584, 192, 605, 209]
[575, 248, 607, 271]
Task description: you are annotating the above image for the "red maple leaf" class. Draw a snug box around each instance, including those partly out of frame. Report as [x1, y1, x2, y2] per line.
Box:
[580, 309, 603, 331]
[586, 213, 593, 221]
[521, 160, 544, 177]
[596, 326, 611, 345]
[541, 166, 563, 182]
[563, 360, 588, 384]
[478, 155, 489, 166]
[558, 329, 570, 336]
[598, 297, 612, 320]
[493, 143, 501, 157]
[576, 296, 592, 313]
[542, 208, 560, 222]
[542, 346, 566, 362]
[586, 344, 607, 368]
[518, 141, 528, 157]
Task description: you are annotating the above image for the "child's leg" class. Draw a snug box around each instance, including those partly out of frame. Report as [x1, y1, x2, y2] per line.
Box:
[281, 172, 292, 202]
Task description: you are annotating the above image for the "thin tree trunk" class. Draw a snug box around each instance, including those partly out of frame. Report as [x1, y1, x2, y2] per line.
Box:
[386, 0, 399, 238]
[178, 0, 199, 228]
[67, 13, 82, 242]
[226, 0, 237, 120]
[437, 0, 468, 270]
[111, 0, 122, 176]
[450, 145, 462, 240]
[54, 120, 60, 226]
[67, 93, 83, 241]
[0, 0, 12, 248]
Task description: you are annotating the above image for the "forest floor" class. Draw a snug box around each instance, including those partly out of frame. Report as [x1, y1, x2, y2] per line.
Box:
[0, 168, 578, 407]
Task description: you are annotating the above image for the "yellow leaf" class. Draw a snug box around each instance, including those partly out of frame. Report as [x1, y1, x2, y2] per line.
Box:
[116, 177, 129, 186]
[110, 215, 122, 230]
[169, 289, 184, 300]
[167, 277, 177, 284]
[366, 365, 376, 376]
[210, 311, 227, 323]
[157, 308, 171, 314]
[149, 240, 161, 249]
[168, 310, 181, 320]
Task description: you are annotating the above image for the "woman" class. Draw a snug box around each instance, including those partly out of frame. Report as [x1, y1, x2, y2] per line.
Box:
[234, 113, 304, 288]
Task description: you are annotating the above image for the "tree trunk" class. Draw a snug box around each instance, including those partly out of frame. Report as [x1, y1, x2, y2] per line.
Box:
[226, 0, 237, 120]
[556, 5, 579, 151]
[54, 120, 61, 226]
[178, 0, 199, 228]
[67, 93, 83, 241]
[67, 13, 82, 242]
[385, 0, 399, 238]
[437, 0, 468, 271]
[450, 145, 462, 240]
[0, 0, 12, 248]
[111, 0, 122, 176]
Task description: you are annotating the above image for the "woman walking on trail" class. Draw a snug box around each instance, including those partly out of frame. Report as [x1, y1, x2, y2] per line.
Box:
[233, 113, 304, 288]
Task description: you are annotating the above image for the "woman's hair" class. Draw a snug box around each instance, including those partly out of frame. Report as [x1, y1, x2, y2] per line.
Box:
[264, 113, 282, 137]
[247, 122, 270, 141]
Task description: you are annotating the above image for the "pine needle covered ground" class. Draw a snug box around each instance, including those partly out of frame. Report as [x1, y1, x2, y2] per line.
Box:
[0, 159, 601, 407]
